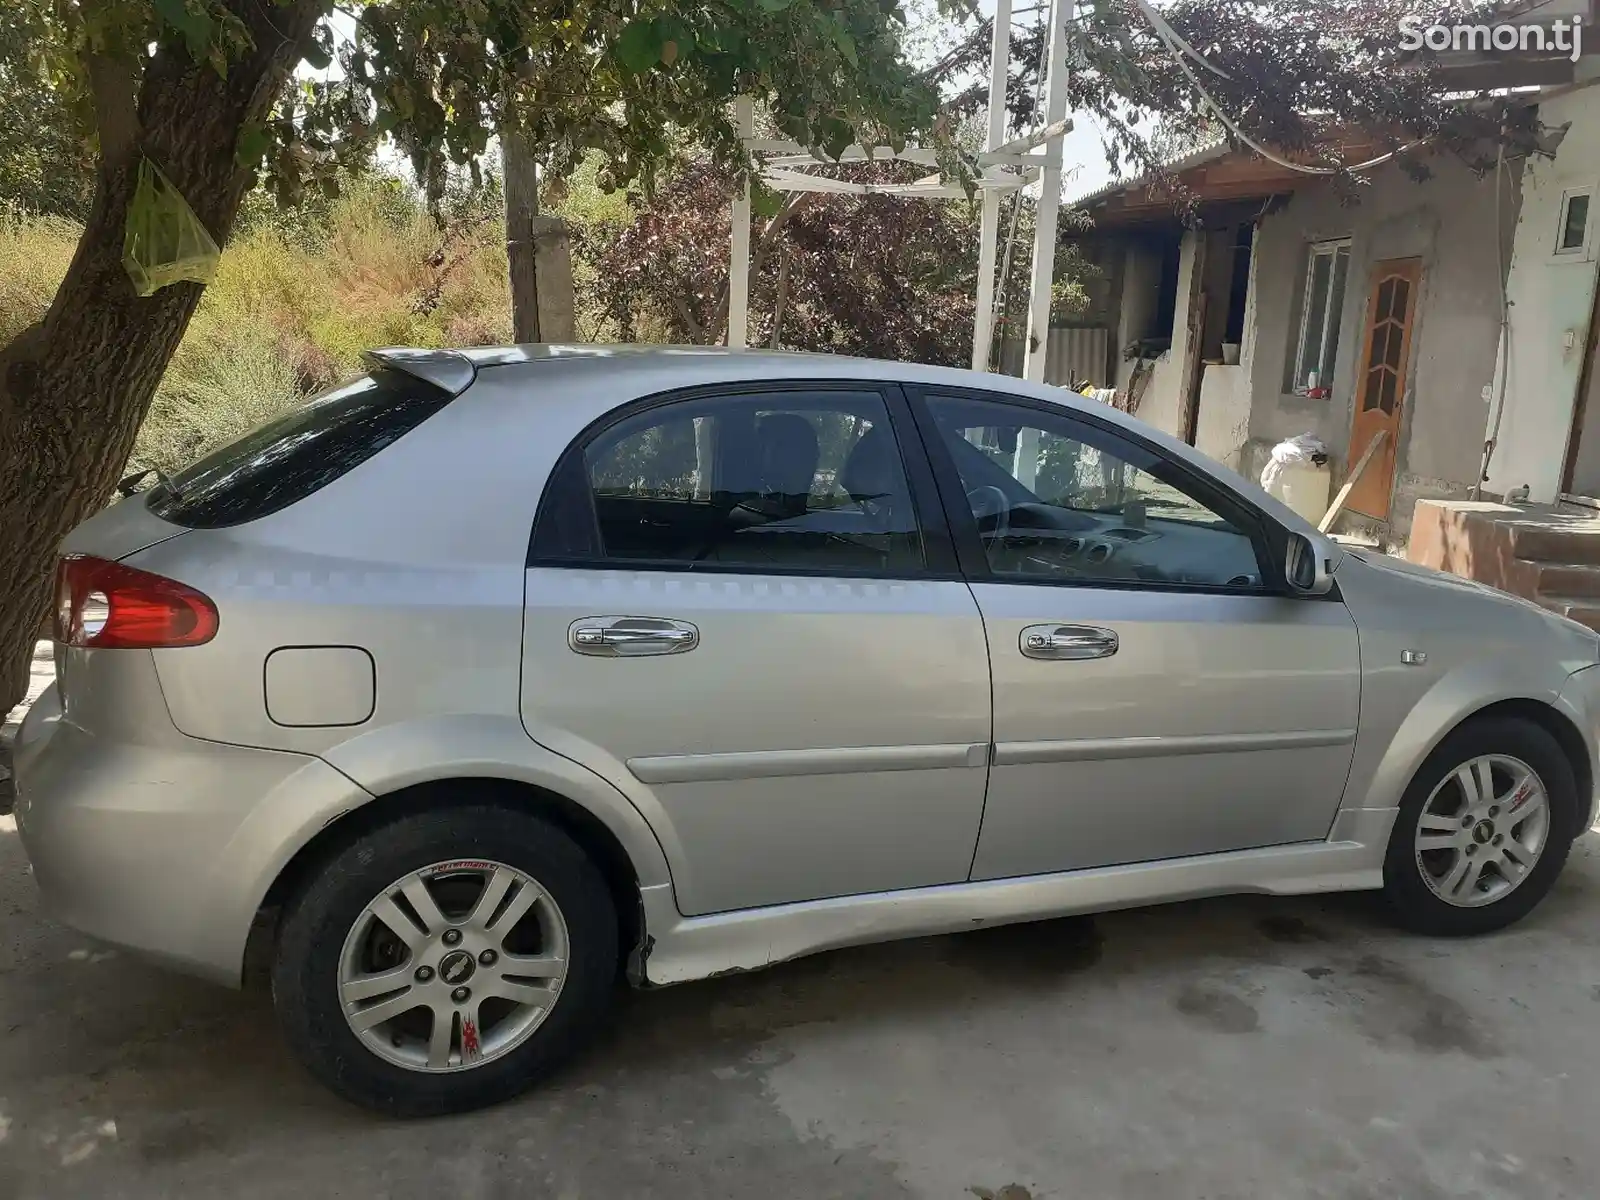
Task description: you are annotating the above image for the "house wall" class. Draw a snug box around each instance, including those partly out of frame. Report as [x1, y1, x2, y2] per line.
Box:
[1193, 365, 1252, 472]
[1483, 83, 1600, 503]
[1193, 224, 1261, 476]
[1137, 350, 1184, 434]
[1243, 153, 1515, 534]
[1134, 230, 1203, 438]
[1237, 221, 1262, 370]
[1113, 244, 1164, 392]
[1572, 319, 1600, 493]
[1109, 224, 1260, 470]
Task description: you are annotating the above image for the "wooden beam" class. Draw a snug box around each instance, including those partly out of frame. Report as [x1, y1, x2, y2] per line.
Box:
[987, 118, 1074, 158]
[1319, 429, 1389, 534]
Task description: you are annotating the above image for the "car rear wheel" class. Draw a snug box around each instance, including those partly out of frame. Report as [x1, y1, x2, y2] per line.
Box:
[272, 803, 619, 1116]
[1382, 716, 1580, 937]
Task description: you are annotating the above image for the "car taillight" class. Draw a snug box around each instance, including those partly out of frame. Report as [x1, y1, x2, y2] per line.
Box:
[53, 555, 219, 649]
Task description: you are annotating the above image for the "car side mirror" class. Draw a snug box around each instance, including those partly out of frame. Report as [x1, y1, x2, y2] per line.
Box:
[1286, 532, 1334, 596]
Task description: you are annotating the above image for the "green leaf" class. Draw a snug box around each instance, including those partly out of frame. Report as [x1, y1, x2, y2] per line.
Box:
[818, 116, 853, 160]
[828, 22, 859, 67]
[614, 20, 664, 74]
[756, 0, 795, 11]
[152, 0, 215, 61]
[235, 123, 271, 166]
[751, 179, 783, 219]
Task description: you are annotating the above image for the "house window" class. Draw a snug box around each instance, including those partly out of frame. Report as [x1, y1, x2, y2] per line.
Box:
[1557, 188, 1592, 255]
[1289, 239, 1351, 395]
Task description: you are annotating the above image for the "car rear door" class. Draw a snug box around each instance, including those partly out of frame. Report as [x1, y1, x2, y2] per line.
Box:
[520, 381, 993, 917]
[909, 387, 1361, 881]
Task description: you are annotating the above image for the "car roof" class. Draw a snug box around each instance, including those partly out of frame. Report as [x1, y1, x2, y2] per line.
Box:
[465, 343, 1027, 392]
[371, 342, 1051, 397]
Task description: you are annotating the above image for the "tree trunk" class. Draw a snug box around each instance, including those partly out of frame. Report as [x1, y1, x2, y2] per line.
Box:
[503, 129, 543, 342]
[769, 251, 791, 349]
[704, 191, 816, 346]
[0, 3, 321, 721]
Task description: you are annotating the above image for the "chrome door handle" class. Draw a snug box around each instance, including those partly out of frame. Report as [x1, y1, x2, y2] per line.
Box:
[1020, 624, 1119, 661]
[570, 616, 700, 657]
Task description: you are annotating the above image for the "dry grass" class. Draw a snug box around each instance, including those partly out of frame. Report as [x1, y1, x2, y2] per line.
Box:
[0, 211, 78, 346]
[0, 176, 517, 474]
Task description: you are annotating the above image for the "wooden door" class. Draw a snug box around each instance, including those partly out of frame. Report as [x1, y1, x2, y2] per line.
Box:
[1346, 258, 1422, 521]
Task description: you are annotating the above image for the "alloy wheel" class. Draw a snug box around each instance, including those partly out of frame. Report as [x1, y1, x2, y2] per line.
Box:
[337, 860, 570, 1072]
[1414, 754, 1551, 908]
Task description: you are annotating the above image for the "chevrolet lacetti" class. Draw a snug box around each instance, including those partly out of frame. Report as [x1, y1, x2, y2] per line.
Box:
[15, 345, 1600, 1115]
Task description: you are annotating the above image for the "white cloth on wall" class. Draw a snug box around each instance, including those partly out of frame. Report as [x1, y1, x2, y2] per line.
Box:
[1260, 433, 1328, 492]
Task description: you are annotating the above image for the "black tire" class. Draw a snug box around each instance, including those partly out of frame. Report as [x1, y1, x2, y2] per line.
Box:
[1383, 715, 1580, 937]
[272, 803, 619, 1117]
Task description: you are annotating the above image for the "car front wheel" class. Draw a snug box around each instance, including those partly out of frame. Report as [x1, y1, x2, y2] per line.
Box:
[272, 803, 619, 1116]
[1383, 715, 1580, 937]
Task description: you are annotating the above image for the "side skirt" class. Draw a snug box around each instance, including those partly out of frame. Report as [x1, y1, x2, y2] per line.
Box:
[637, 808, 1397, 986]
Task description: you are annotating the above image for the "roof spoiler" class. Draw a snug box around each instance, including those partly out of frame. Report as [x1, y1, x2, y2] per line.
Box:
[362, 347, 477, 396]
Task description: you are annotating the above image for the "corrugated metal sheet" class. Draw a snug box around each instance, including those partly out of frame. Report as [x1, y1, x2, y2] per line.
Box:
[1069, 137, 1231, 210]
[997, 326, 1112, 388]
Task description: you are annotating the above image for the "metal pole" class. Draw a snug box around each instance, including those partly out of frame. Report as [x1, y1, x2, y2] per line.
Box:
[1022, 0, 1071, 387]
[971, 0, 1012, 371]
[728, 96, 755, 348]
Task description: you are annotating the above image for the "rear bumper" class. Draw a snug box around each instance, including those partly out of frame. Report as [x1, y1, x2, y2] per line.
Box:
[14, 683, 368, 986]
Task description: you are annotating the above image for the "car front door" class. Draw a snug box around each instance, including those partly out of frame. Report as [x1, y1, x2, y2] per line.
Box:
[910, 388, 1361, 881]
[520, 382, 993, 916]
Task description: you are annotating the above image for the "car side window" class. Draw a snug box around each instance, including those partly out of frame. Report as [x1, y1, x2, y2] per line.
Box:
[575, 390, 926, 574]
[923, 393, 1265, 590]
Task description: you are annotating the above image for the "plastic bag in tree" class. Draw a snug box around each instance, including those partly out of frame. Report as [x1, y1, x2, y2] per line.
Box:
[122, 157, 221, 297]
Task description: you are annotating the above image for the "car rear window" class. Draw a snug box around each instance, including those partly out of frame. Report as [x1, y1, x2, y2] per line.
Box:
[146, 368, 457, 529]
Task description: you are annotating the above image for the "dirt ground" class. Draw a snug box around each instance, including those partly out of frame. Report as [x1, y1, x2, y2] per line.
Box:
[2, 796, 1600, 1199]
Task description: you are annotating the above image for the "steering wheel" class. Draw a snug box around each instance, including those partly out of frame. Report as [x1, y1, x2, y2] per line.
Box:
[966, 485, 1012, 543]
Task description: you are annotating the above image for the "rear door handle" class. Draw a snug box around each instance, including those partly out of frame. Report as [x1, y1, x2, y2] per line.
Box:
[1020, 624, 1119, 661]
[569, 616, 700, 657]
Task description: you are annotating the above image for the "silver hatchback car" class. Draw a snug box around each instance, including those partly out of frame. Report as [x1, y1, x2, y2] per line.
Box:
[16, 345, 1600, 1115]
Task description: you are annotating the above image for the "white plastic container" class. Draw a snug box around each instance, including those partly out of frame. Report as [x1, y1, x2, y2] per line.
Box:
[1270, 460, 1333, 527]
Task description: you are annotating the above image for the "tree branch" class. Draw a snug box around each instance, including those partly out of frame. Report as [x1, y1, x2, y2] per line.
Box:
[918, 19, 990, 88]
[708, 189, 819, 343]
[668, 292, 706, 343]
[769, 251, 790, 349]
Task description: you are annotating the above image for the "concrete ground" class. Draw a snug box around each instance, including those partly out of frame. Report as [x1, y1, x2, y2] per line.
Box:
[3, 644, 1600, 1198]
[2, 816, 1600, 1200]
